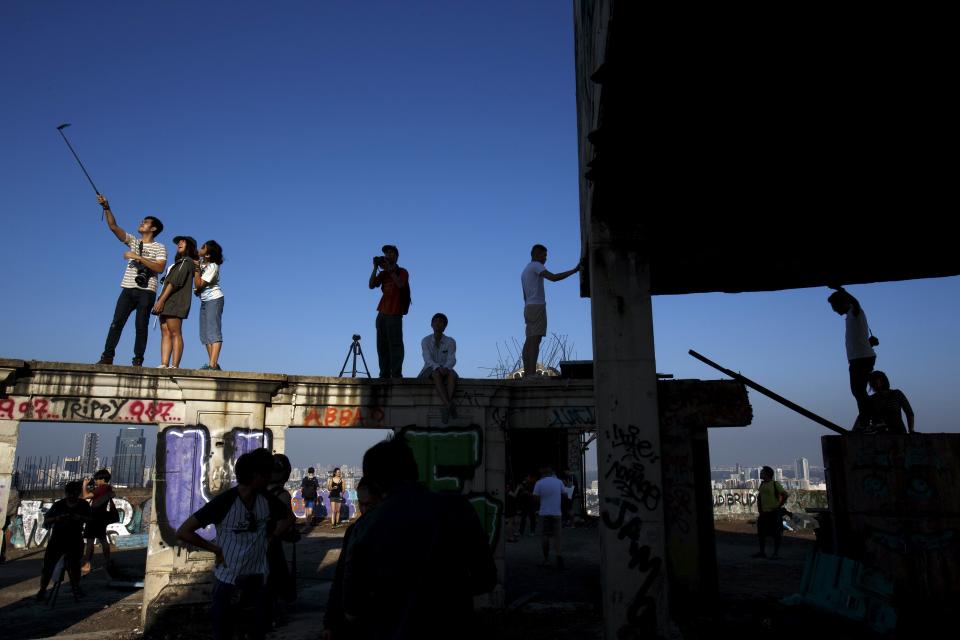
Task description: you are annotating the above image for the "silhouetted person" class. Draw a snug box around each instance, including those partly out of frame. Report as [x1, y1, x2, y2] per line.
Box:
[753, 466, 788, 559]
[266, 453, 298, 628]
[323, 477, 384, 640]
[96, 194, 167, 366]
[177, 448, 294, 640]
[301, 467, 320, 523]
[533, 467, 565, 569]
[865, 370, 916, 434]
[521, 244, 580, 379]
[36, 481, 91, 602]
[369, 244, 410, 378]
[517, 475, 538, 536]
[828, 286, 877, 425]
[342, 437, 497, 640]
[82, 468, 115, 574]
[419, 312, 458, 422]
[328, 468, 345, 528]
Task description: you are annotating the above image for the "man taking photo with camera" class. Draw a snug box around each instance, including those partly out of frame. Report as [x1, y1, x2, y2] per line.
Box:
[368, 245, 409, 378]
[95, 194, 167, 367]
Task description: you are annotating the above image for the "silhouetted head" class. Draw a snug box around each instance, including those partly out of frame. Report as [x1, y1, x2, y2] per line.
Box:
[64, 480, 83, 498]
[307, 467, 315, 475]
[93, 469, 111, 484]
[761, 466, 774, 481]
[868, 370, 891, 393]
[827, 290, 851, 315]
[431, 313, 448, 333]
[236, 448, 273, 490]
[356, 476, 384, 515]
[531, 244, 547, 264]
[271, 453, 292, 485]
[362, 436, 419, 495]
[382, 245, 399, 265]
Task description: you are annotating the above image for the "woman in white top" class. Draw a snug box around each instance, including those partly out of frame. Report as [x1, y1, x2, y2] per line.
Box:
[194, 240, 225, 370]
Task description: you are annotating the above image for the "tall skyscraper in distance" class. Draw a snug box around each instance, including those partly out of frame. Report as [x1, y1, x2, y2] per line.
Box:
[64, 456, 81, 474]
[795, 456, 810, 489]
[80, 432, 99, 474]
[114, 427, 146, 487]
[775, 467, 784, 482]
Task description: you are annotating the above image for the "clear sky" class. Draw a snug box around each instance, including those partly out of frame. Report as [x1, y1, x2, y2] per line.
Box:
[3, 2, 957, 471]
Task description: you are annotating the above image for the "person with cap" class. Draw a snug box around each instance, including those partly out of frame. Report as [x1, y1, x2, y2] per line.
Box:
[95, 194, 167, 367]
[153, 235, 198, 368]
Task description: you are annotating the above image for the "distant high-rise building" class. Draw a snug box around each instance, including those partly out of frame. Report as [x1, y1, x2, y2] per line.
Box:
[80, 433, 99, 474]
[64, 456, 81, 474]
[795, 457, 810, 489]
[775, 467, 784, 482]
[114, 427, 146, 487]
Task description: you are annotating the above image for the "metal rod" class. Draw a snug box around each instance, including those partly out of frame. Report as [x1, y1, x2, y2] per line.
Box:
[688, 349, 848, 435]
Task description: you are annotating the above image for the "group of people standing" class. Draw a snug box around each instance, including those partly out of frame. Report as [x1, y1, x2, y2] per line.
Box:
[176, 437, 496, 640]
[34, 468, 117, 602]
[828, 286, 915, 433]
[298, 466, 349, 529]
[94, 194, 225, 370]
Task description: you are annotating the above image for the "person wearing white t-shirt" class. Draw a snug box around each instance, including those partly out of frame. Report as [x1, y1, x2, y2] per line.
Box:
[194, 240, 225, 370]
[828, 286, 877, 426]
[96, 194, 167, 367]
[532, 467, 566, 569]
[419, 312, 458, 422]
[520, 244, 581, 379]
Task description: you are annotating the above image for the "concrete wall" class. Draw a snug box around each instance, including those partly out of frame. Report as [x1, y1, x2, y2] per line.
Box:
[712, 489, 828, 521]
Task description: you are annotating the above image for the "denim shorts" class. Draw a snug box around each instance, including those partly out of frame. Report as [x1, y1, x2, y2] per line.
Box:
[200, 297, 224, 345]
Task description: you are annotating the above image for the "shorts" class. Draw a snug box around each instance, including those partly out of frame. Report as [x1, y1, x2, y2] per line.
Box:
[524, 304, 547, 337]
[304, 498, 316, 509]
[540, 515, 561, 537]
[200, 297, 225, 345]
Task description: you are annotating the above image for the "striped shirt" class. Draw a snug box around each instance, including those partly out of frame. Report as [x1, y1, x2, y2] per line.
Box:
[193, 488, 286, 585]
[120, 233, 167, 292]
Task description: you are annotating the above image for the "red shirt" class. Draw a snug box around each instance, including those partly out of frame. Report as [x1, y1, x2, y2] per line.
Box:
[373, 267, 409, 315]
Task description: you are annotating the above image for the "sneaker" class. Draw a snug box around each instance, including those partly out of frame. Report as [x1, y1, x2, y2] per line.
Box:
[199, 364, 211, 370]
[132, 357, 144, 367]
[96, 356, 114, 365]
[156, 364, 168, 369]
[211, 364, 222, 371]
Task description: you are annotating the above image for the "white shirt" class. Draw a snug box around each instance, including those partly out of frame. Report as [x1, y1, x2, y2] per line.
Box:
[533, 475, 564, 516]
[845, 309, 875, 361]
[199, 262, 224, 302]
[421, 334, 457, 371]
[521, 261, 547, 305]
[120, 233, 166, 292]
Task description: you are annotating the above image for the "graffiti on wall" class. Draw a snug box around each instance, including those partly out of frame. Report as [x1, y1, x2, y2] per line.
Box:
[297, 406, 385, 428]
[549, 407, 595, 428]
[400, 426, 502, 547]
[0, 396, 184, 423]
[290, 488, 356, 521]
[9, 496, 153, 549]
[600, 423, 663, 636]
[155, 425, 273, 545]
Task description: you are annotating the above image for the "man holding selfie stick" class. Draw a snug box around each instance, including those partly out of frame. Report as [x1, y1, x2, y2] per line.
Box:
[95, 194, 167, 367]
[368, 245, 410, 378]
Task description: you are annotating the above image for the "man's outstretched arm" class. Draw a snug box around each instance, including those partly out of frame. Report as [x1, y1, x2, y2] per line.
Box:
[542, 261, 582, 282]
[98, 195, 127, 242]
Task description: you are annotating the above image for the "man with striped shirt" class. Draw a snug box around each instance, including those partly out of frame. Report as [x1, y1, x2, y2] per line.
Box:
[177, 448, 294, 640]
[95, 194, 167, 367]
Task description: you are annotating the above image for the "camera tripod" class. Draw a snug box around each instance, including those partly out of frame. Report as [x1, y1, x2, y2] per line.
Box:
[339, 334, 372, 378]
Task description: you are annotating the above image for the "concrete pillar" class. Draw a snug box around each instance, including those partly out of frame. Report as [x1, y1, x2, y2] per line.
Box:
[590, 241, 669, 638]
[0, 419, 20, 533]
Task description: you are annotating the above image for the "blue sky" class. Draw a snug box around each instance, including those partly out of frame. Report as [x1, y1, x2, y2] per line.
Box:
[4, 2, 957, 470]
